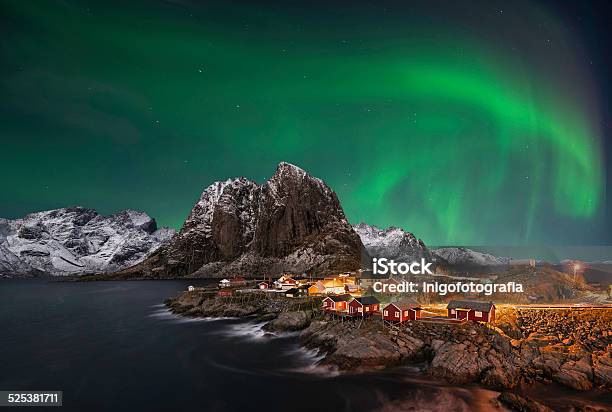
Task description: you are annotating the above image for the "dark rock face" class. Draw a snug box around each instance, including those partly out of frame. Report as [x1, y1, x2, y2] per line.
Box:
[154, 177, 261, 276]
[119, 162, 366, 278]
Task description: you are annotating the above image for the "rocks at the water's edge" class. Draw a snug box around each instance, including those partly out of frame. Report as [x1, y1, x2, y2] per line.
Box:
[262, 311, 313, 332]
[300, 320, 425, 372]
[496, 392, 554, 412]
[496, 307, 612, 392]
[166, 290, 612, 409]
[166, 289, 425, 371]
[165, 289, 321, 324]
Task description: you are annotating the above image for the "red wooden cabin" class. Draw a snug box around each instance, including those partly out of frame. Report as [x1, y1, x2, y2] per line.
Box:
[447, 300, 495, 322]
[348, 296, 380, 316]
[322, 294, 352, 312]
[229, 276, 247, 286]
[382, 299, 422, 322]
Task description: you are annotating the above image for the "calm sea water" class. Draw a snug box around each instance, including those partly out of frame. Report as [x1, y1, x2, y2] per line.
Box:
[0, 280, 607, 411]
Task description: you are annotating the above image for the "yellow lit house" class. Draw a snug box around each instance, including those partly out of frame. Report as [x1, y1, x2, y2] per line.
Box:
[307, 275, 359, 295]
[308, 281, 326, 295]
[322, 278, 346, 294]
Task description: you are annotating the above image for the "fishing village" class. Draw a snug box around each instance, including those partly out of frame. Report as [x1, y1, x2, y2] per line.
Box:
[166, 271, 612, 411]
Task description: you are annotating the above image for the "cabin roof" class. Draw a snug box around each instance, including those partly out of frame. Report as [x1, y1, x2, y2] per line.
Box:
[447, 300, 494, 312]
[327, 294, 353, 302]
[276, 278, 297, 284]
[354, 296, 380, 305]
[388, 298, 421, 310]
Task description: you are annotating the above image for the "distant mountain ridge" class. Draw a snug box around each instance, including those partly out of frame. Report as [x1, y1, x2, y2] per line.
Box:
[0, 208, 175, 277]
[352, 225, 514, 269]
[115, 162, 366, 278]
[353, 223, 431, 262]
[2, 164, 553, 280]
[432, 247, 510, 267]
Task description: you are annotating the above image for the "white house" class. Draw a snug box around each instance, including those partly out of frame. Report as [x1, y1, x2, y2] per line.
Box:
[274, 275, 298, 290]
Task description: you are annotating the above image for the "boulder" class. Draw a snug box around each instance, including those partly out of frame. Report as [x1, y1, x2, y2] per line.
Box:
[531, 353, 563, 377]
[554, 358, 593, 390]
[497, 392, 553, 412]
[429, 342, 490, 383]
[592, 352, 612, 389]
[263, 311, 312, 332]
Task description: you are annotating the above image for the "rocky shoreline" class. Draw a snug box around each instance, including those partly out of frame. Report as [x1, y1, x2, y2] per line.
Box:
[166, 290, 611, 410]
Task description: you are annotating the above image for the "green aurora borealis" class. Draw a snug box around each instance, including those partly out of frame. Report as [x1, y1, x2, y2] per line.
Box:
[0, 1, 608, 245]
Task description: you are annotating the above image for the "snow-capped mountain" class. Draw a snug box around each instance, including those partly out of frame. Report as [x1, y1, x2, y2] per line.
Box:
[353, 223, 430, 262]
[431, 247, 509, 267]
[0, 207, 175, 277]
[118, 162, 365, 278]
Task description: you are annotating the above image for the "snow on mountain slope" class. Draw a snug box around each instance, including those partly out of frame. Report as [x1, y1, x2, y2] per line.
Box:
[0, 207, 175, 277]
[353, 223, 430, 262]
[432, 247, 509, 266]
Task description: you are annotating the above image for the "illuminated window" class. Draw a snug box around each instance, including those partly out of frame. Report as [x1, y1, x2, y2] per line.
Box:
[395, 312, 399, 318]
[365, 307, 369, 312]
[383, 310, 388, 316]
[475, 311, 483, 317]
[358, 307, 363, 312]
[450, 309, 455, 314]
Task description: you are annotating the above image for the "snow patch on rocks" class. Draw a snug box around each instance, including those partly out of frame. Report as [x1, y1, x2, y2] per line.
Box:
[0, 207, 175, 277]
[353, 223, 430, 263]
[432, 247, 509, 266]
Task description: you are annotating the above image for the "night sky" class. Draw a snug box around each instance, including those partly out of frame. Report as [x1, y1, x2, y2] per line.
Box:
[1, 0, 611, 246]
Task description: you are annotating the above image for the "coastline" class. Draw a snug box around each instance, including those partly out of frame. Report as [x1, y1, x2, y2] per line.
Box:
[166, 288, 612, 411]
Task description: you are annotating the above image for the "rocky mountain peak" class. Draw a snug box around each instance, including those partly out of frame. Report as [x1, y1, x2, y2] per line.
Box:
[265, 162, 329, 200]
[118, 162, 365, 278]
[111, 209, 158, 233]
